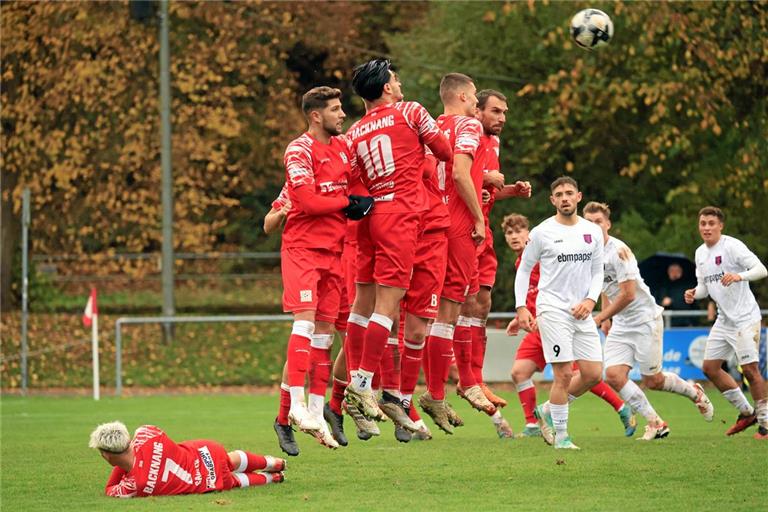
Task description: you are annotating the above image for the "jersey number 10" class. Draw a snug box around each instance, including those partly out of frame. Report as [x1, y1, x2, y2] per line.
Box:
[358, 134, 396, 180]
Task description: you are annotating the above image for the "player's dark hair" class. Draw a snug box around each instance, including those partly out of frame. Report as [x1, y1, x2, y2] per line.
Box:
[439, 72, 474, 103]
[501, 213, 529, 232]
[477, 89, 507, 110]
[352, 58, 394, 101]
[301, 86, 342, 116]
[550, 176, 579, 192]
[698, 206, 724, 222]
[583, 201, 611, 220]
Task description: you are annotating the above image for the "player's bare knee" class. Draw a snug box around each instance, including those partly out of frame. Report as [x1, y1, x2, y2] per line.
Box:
[702, 360, 722, 379]
[642, 372, 665, 390]
[604, 367, 624, 389]
[741, 363, 763, 383]
[511, 366, 531, 384]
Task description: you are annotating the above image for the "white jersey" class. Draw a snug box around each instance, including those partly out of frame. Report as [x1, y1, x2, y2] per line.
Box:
[694, 235, 762, 326]
[602, 236, 663, 327]
[515, 216, 604, 315]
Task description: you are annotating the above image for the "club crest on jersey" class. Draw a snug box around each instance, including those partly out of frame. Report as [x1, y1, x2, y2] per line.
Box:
[300, 290, 312, 303]
[583, 234, 592, 243]
[339, 152, 348, 164]
[715, 255, 722, 265]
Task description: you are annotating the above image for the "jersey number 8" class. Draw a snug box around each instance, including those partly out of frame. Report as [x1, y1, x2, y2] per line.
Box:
[358, 134, 396, 180]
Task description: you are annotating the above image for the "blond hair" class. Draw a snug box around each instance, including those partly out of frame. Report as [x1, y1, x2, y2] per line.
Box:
[583, 201, 611, 220]
[89, 421, 130, 453]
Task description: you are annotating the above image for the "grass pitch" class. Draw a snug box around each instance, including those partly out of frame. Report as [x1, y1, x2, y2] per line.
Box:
[1, 388, 765, 511]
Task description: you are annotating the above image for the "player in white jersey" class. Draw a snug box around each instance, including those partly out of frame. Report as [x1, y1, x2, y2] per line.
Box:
[514, 177, 604, 450]
[582, 202, 715, 441]
[684, 206, 768, 439]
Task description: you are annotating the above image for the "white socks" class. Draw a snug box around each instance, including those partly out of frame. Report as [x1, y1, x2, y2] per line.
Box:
[550, 403, 569, 441]
[619, 380, 659, 423]
[351, 369, 374, 392]
[756, 399, 768, 427]
[661, 372, 697, 400]
[308, 393, 325, 418]
[722, 388, 755, 416]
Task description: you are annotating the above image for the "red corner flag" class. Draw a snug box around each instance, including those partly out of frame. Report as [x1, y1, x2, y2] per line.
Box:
[83, 288, 98, 327]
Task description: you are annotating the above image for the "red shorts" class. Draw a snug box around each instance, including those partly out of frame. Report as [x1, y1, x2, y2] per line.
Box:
[281, 247, 342, 323]
[180, 439, 235, 491]
[442, 234, 479, 303]
[515, 331, 546, 371]
[476, 234, 497, 289]
[403, 230, 448, 319]
[356, 212, 421, 289]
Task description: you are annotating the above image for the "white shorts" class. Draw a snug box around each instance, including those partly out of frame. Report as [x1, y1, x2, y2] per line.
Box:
[537, 309, 602, 364]
[704, 320, 760, 365]
[604, 316, 663, 375]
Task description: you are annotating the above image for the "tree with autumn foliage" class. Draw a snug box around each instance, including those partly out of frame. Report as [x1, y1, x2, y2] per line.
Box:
[0, 1, 425, 309]
[389, 0, 768, 309]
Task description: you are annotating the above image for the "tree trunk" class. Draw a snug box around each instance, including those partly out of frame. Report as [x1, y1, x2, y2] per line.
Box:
[1, 168, 20, 312]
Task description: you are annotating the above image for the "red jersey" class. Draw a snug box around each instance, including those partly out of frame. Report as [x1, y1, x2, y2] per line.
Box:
[420, 153, 450, 233]
[104, 426, 230, 498]
[515, 255, 540, 316]
[347, 101, 444, 214]
[435, 114, 483, 238]
[283, 132, 352, 252]
[271, 183, 290, 211]
[480, 134, 501, 220]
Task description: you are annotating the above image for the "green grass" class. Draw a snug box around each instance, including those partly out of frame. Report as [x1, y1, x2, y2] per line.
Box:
[2, 389, 766, 512]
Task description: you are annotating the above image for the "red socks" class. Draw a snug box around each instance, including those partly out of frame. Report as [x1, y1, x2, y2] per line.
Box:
[286, 320, 313, 387]
[591, 381, 625, 411]
[380, 340, 401, 392]
[517, 382, 537, 425]
[400, 340, 424, 397]
[277, 384, 291, 425]
[426, 323, 455, 400]
[308, 346, 332, 396]
[470, 322, 486, 384]
[329, 377, 346, 415]
[453, 317, 476, 388]
[345, 313, 368, 378]
[359, 313, 394, 374]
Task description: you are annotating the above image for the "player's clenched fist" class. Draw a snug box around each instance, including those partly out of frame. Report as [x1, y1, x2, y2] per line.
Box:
[516, 307, 537, 332]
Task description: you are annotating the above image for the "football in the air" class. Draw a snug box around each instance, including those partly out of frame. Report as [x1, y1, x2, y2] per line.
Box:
[570, 9, 613, 50]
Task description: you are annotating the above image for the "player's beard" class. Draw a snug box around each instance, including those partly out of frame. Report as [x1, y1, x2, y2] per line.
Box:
[557, 204, 576, 217]
[323, 119, 343, 137]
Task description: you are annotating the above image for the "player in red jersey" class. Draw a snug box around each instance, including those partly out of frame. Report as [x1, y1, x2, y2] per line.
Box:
[90, 422, 285, 498]
[454, 90, 532, 438]
[417, 72, 496, 434]
[275, 86, 374, 455]
[375, 152, 450, 443]
[503, 213, 638, 442]
[343, 59, 452, 432]
[265, 182, 373, 450]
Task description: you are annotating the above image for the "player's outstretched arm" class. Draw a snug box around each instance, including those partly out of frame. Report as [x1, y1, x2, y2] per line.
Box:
[496, 181, 532, 200]
[291, 185, 350, 216]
